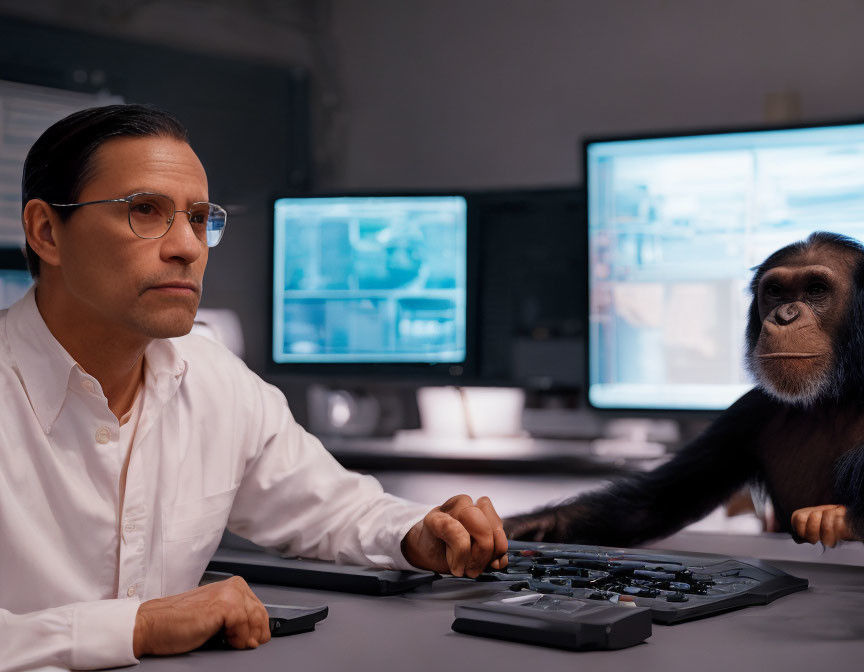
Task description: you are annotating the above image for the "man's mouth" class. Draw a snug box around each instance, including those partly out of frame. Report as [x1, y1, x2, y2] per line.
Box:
[146, 282, 200, 295]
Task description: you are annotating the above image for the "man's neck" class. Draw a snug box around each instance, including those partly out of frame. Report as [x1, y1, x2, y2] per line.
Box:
[34, 285, 148, 421]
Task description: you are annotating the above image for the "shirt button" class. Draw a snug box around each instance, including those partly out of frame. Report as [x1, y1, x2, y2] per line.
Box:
[95, 427, 111, 444]
[127, 586, 136, 597]
[124, 523, 136, 532]
[81, 379, 96, 393]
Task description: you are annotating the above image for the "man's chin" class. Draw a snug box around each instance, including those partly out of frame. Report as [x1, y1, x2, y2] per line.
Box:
[131, 308, 198, 340]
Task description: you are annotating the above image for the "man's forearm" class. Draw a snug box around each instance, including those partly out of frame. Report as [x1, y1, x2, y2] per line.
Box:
[0, 598, 140, 672]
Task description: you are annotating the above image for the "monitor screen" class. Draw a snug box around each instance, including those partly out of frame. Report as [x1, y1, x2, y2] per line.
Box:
[586, 121, 864, 410]
[272, 195, 468, 365]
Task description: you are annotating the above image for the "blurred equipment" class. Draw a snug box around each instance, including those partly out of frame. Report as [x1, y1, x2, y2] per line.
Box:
[192, 308, 246, 358]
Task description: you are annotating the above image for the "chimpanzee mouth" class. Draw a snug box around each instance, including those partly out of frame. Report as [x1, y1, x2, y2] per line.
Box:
[757, 353, 826, 359]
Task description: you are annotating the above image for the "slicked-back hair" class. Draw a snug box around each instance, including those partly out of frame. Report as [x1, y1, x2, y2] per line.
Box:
[21, 104, 189, 278]
[745, 231, 864, 403]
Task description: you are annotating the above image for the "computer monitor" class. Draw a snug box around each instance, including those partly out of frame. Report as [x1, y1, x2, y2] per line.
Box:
[271, 194, 470, 380]
[585, 120, 864, 411]
[0, 248, 32, 311]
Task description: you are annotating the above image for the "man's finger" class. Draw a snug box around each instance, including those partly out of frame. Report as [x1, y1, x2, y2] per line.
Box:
[425, 509, 472, 576]
[475, 496, 508, 570]
[223, 604, 252, 649]
[439, 494, 474, 516]
[455, 505, 495, 578]
[245, 596, 269, 648]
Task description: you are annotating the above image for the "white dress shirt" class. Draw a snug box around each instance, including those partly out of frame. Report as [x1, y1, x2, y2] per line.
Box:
[0, 287, 430, 671]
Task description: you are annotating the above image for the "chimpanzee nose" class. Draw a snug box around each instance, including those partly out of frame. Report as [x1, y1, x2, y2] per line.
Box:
[775, 303, 801, 325]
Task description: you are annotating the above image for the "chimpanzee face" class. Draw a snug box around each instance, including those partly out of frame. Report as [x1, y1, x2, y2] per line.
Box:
[747, 245, 859, 405]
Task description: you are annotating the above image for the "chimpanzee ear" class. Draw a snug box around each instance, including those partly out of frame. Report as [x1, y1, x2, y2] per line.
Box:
[744, 282, 762, 354]
[834, 445, 864, 539]
[842, 258, 864, 357]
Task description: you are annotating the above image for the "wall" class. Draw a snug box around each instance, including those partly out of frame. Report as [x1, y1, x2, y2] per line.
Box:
[327, 0, 864, 190]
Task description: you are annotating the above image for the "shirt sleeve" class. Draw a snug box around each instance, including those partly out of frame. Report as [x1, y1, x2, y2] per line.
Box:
[226, 377, 432, 570]
[0, 598, 140, 672]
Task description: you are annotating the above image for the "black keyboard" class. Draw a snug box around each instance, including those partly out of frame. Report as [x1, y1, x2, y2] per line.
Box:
[476, 541, 808, 624]
[208, 548, 438, 595]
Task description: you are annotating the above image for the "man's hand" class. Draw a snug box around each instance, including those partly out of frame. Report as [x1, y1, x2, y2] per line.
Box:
[133, 576, 271, 657]
[401, 494, 508, 578]
[791, 504, 858, 547]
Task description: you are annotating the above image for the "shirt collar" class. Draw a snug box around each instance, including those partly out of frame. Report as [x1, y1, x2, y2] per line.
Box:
[7, 286, 190, 432]
[7, 286, 77, 433]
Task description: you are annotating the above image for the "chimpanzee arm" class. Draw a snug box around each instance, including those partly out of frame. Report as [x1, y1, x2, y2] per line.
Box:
[504, 389, 774, 546]
[834, 444, 864, 540]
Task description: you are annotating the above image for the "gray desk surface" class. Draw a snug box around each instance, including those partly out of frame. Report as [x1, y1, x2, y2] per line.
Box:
[130, 558, 864, 672]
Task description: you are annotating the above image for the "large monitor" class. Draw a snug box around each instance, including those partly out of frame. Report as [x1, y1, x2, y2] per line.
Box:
[271, 195, 469, 378]
[585, 120, 864, 411]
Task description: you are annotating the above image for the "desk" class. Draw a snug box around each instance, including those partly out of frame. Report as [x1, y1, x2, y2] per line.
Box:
[131, 558, 864, 672]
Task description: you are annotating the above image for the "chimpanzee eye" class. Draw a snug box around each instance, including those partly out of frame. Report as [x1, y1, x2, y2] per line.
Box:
[807, 282, 828, 296]
[766, 284, 782, 299]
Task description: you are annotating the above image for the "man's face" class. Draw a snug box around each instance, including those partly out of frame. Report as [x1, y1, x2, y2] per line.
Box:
[52, 135, 210, 340]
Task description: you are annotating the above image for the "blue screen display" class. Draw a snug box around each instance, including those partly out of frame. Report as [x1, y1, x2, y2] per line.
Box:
[587, 123, 864, 410]
[0, 269, 32, 310]
[272, 196, 468, 364]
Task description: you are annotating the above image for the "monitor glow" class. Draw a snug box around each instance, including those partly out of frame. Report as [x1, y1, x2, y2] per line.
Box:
[586, 122, 864, 410]
[272, 196, 468, 364]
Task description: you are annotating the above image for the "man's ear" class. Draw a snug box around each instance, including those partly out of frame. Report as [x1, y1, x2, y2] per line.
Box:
[22, 199, 61, 269]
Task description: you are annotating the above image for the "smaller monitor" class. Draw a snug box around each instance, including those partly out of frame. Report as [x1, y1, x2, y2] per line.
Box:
[272, 195, 468, 372]
[0, 249, 32, 310]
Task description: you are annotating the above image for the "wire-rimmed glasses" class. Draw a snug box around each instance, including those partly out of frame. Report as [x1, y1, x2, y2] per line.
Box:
[48, 192, 228, 247]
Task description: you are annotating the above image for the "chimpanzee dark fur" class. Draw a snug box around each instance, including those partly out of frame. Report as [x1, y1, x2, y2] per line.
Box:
[504, 232, 864, 546]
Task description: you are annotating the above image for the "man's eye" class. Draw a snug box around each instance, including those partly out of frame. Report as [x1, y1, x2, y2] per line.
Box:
[132, 203, 156, 216]
[766, 284, 782, 298]
[189, 213, 207, 225]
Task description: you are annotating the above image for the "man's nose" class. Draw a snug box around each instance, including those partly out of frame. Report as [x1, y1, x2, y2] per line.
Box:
[160, 212, 203, 262]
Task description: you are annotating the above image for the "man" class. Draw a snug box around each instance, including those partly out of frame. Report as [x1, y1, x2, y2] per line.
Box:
[1, 104, 508, 671]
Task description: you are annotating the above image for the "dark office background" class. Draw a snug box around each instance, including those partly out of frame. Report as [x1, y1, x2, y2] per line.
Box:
[1, 0, 863, 422]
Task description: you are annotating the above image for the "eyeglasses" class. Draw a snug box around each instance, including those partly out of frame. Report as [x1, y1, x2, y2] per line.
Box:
[48, 192, 228, 247]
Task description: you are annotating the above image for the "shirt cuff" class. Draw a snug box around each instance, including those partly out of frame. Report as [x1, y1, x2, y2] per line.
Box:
[71, 597, 141, 670]
[380, 505, 431, 571]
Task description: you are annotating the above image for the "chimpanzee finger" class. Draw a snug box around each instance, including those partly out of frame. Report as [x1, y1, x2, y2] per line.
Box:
[791, 509, 809, 540]
[820, 508, 839, 548]
[804, 509, 823, 544]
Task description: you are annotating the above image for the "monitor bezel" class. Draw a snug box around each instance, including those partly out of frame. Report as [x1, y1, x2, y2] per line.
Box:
[267, 190, 479, 385]
[582, 117, 864, 415]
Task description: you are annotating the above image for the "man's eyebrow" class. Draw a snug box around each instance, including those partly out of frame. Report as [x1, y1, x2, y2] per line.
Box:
[122, 188, 211, 202]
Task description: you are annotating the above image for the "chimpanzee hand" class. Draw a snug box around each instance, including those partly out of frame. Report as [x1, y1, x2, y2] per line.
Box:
[503, 510, 560, 542]
[791, 504, 859, 547]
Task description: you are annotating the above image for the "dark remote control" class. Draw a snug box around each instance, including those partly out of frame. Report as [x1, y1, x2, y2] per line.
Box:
[452, 592, 652, 651]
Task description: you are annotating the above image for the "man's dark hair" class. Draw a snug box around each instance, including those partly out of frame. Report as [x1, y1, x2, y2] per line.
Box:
[21, 103, 189, 278]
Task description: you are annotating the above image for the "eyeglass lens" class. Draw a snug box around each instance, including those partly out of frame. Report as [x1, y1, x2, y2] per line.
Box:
[128, 193, 226, 247]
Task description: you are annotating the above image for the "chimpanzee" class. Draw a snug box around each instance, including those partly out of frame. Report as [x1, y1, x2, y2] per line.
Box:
[504, 231, 864, 549]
